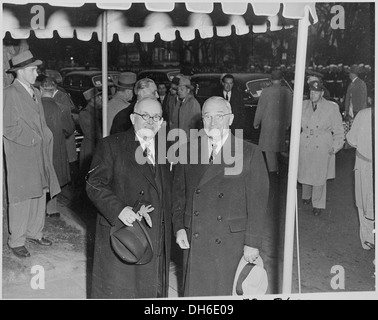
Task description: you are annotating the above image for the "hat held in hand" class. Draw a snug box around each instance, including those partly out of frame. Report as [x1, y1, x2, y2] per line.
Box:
[232, 256, 268, 296]
[110, 220, 153, 265]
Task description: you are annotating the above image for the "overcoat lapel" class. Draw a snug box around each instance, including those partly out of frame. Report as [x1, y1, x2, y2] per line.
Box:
[14, 81, 40, 113]
[196, 134, 241, 188]
[127, 131, 159, 194]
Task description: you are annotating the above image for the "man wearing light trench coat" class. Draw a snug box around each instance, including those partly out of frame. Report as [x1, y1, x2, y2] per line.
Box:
[298, 80, 345, 216]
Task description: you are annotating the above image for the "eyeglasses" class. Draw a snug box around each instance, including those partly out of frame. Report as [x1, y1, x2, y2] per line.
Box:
[134, 112, 162, 122]
[202, 113, 232, 123]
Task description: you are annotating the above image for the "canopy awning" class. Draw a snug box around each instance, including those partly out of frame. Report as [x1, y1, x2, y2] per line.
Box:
[3, 2, 318, 42]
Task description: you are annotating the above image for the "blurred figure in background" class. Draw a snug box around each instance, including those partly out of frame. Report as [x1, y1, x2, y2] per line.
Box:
[217, 74, 246, 138]
[254, 70, 293, 176]
[41, 81, 76, 218]
[345, 64, 367, 119]
[79, 88, 103, 181]
[110, 78, 158, 135]
[169, 76, 202, 139]
[346, 106, 375, 250]
[106, 72, 136, 136]
[40, 77, 80, 187]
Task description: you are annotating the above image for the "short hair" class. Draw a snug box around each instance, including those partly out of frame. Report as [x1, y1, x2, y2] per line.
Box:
[203, 96, 233, 114]
[134, 78, 156, 95]
[221, 74, 234, 83]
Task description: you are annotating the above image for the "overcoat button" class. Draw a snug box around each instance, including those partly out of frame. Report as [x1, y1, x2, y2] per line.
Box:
[218, 193, 224, 198]
[194, 211, 199, 216]
[215, 238, 222, 244]
[217, 216, 222, 221]
[193, 233, 199, 239]
[195, 189, 201, 194]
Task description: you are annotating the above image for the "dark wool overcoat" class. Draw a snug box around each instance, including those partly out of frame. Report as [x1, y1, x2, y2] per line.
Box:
[172, 132, 269, 297]
[42, 97, 75, 187]
[86, 129, 172, 299]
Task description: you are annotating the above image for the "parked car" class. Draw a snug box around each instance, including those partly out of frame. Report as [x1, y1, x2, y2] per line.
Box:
[191, 73, 293, 143]
[137, 69, 181, 87]
[61, 70, 120, 109]
[60, 66, 100, 77]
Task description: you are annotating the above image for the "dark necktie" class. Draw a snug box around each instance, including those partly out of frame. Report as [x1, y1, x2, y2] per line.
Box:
[30, 87, 36, 102]
[312, 103, 317, 112]
[144, 145, 155, 174]
[209, 142, 218, 164]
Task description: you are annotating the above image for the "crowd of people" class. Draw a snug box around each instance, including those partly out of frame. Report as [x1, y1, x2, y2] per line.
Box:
[3, 49, 374, 298]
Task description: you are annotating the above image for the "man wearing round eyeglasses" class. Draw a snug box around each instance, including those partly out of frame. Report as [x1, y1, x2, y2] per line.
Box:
[172, 96, 269, 297]
[86, 97, 172, 299]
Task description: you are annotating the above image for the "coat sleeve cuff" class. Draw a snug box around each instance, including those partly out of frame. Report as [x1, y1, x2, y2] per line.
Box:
[245, 233, 263, 250]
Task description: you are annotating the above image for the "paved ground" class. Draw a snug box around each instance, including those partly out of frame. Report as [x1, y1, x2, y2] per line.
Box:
[2, 148, 376, 299]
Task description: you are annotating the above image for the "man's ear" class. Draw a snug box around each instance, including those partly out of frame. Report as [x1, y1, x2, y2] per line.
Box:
[229, 114, 235, 126]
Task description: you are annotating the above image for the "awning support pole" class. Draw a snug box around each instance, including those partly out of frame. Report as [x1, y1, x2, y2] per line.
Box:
[102, 10, 108, 137]
[282, 7, 310, 294]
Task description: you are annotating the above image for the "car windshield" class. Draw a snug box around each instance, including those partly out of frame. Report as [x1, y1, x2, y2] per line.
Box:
[167, 71, 181, 81]
[194, 77, 220, 97]
[92, 74, 117, 87]
[245, 79, 271, 98]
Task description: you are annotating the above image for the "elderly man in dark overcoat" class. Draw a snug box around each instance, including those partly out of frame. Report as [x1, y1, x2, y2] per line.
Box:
[172, 96, 269, 297]
[86, 98, 172, 299]
[3, 50, 60, 258]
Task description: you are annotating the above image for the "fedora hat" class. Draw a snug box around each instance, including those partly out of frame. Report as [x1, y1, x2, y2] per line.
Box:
[232, 256, 268, 296]
[178, 76, 194, 90]
[115, 72, 137, 89]
[8, 50, 42, 72]
[110, 220, 153, 265]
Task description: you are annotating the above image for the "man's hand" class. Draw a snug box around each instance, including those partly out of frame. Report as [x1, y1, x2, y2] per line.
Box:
[176, 229, 190, 249]
[243, 246, 260, 264]
[118, 206, 142, 227]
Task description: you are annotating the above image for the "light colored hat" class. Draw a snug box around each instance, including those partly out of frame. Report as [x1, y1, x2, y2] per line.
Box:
[115, 72, 137, 89]
[83, 87, 101, 101]
[232, 256, 268, 296]
[8, 50, 42, 72]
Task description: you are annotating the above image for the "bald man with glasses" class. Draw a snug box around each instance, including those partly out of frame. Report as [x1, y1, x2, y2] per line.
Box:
[86, 98, 173, 299]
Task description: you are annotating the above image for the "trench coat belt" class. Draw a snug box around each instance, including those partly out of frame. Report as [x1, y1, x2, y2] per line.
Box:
[356, 150, 372, 163]
[302, 129, 329, 136]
